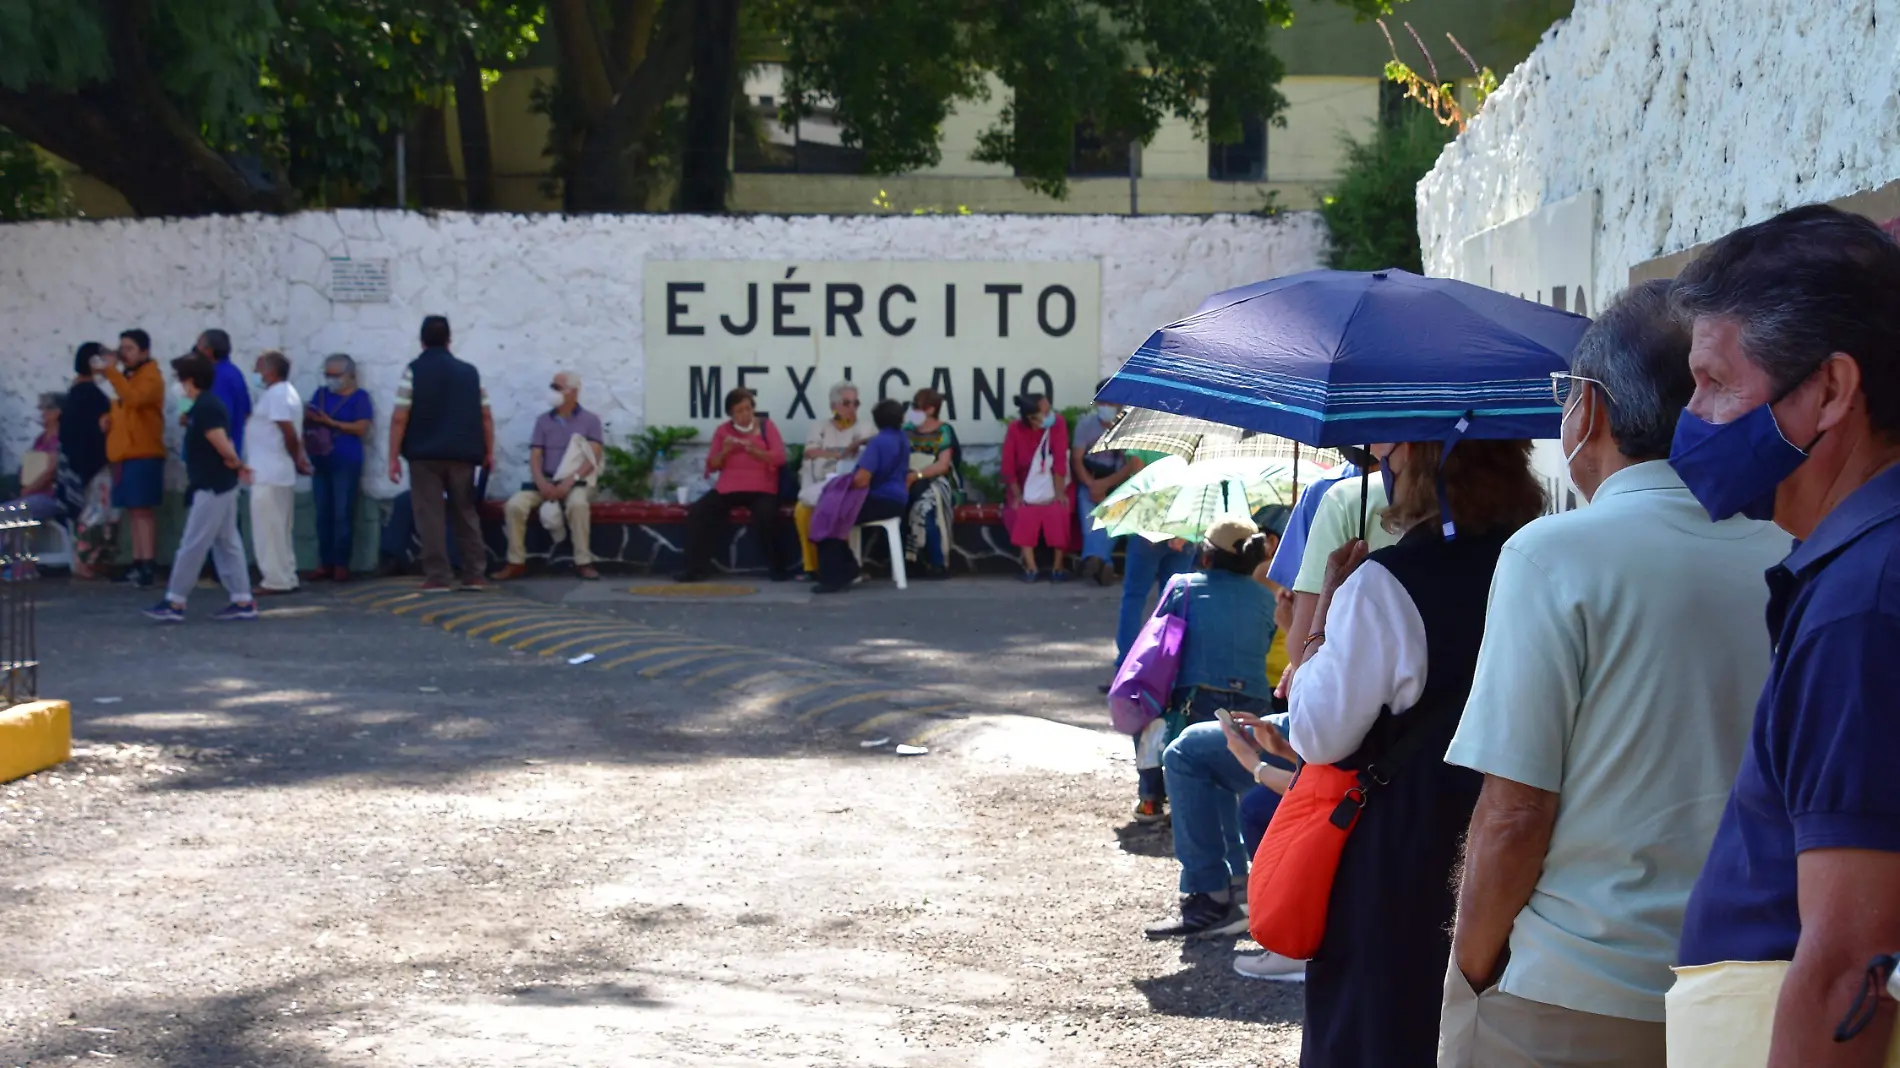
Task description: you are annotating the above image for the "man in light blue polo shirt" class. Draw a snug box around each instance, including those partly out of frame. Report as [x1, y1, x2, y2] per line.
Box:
[1437, 281, 1790, 1067]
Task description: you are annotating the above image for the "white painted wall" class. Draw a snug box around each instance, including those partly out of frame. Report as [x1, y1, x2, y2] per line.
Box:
[1418, 0, 1900, 304]
[0, 210, 1326, 497]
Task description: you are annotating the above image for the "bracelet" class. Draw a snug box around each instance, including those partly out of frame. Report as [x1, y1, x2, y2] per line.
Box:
[1302, 631, 1326, 650]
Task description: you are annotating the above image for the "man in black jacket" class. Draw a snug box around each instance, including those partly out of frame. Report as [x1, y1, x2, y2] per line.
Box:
[387, 315, 494, 592]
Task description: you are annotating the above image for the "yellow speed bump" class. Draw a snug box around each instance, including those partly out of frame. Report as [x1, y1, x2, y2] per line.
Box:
[0, 700, 71, 783]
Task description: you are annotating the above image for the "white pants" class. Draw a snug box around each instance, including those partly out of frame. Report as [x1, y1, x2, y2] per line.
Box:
[250, 483, 298, 590]
[165, 488, 251, 607]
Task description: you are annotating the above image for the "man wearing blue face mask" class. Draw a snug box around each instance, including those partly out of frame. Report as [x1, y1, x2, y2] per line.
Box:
[1665, 204, 1900, 1068]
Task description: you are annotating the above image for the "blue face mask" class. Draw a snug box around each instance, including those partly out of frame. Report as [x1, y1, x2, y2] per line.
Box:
[1668, 401, 1815, 522]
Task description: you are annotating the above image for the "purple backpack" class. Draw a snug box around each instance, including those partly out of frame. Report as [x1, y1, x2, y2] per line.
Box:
[1107, 573, 1189, 735]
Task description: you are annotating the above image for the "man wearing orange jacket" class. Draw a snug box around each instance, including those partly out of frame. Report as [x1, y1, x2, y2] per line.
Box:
[99, 328, 166, 588]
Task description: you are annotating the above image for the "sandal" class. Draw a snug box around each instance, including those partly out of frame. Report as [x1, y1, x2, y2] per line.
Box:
[1049, 570, 1074, 584]
[1018, 568, 1042, 584]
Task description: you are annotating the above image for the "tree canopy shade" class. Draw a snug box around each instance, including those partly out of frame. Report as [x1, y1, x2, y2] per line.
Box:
[0, 0, 539, 216]
[765, 0, 1403, 200]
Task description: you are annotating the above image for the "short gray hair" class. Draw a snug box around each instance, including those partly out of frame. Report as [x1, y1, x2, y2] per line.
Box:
[38, 391, 64, 411]
[258, 349, 290, 381]
[555, 371, 581, 391]
[323, 353, 357, 380]
[1569, 279, 1693, 460]
[827, 381, 859, 407]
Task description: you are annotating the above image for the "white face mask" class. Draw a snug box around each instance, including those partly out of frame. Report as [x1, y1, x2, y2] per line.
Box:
[903, 407, 927, 427]
[548, 389, 566, 409]
[1560, 388, 1597, 500]
[1096, 405, 1118, 423]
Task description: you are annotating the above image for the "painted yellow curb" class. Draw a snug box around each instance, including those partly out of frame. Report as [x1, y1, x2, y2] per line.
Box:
[0, 699, 71, 783]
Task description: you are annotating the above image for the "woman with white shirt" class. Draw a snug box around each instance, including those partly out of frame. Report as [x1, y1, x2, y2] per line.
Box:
[1265, 436, 1544, 1068]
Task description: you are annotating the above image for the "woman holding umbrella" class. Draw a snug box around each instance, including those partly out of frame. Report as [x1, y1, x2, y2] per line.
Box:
[1000, 393, 1075, 581]
[1264, 437, 1544, 1067]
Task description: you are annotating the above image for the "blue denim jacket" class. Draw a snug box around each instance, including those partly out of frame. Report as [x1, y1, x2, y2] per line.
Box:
[1161, 568, 1276, 697]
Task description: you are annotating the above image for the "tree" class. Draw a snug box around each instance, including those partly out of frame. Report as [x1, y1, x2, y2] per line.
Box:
[761, 0, 1401, 201]
[0, 127, 73, 222]
[1320, 109, 1451, 272]
[0, 0, 538, 216]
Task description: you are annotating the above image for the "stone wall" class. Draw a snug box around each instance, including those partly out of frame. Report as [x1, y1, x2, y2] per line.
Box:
[0, 210, 1326, 497]
[1418, 0, 1900, 302]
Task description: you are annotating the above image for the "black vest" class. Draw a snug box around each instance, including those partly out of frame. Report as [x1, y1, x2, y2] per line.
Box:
[401, 348, 484, 464]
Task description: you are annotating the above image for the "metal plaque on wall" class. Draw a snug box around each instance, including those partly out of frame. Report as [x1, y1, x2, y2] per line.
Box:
[329, 257, 392, 303]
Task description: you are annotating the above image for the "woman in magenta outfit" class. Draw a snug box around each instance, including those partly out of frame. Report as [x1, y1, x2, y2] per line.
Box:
[1001, 393, 1076, 582]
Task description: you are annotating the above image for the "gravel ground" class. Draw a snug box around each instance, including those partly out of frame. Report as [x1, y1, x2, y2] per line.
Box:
[0, 580, 1302, 1066]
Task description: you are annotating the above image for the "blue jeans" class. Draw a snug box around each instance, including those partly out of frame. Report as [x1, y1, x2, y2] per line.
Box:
[312, 456, 362, 570]
[1163, 720, 1295, 894]
[1077, 483, 1119, 563]
[1115, 536, 1193, 664]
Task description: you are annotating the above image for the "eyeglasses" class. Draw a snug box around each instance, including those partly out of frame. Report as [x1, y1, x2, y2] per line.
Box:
[1550, 371, 1617, 409]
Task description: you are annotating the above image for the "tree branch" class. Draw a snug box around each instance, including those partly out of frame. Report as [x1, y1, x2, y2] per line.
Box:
[549, 0, 617, 123]
[108, 0, 292, 212]
[608, 0, 661, 83]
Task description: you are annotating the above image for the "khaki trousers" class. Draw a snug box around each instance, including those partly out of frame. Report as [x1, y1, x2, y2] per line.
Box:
[1440, 957, 1665, 1068]
[504, 485, 594, 565]
[250, 482, 298, 591]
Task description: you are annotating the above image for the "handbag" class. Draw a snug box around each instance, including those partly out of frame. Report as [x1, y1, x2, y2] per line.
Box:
[1022, 427, 1056, 505]
[1247, 699, 1454, 960]
[1106, 572, 1189, 735]
[304, 389, 338, 458]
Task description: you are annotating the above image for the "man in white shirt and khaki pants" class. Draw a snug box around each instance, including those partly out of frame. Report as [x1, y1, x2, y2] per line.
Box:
[246, 349, 311, 594]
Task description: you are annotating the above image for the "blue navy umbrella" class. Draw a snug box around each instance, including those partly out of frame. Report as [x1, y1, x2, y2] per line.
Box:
[1096, 269, 1591, 448]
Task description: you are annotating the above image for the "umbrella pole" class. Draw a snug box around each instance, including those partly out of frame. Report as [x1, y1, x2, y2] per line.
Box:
[1360, 469, 1370, 542]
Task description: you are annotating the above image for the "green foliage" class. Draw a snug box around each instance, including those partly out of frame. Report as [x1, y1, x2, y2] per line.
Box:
[257, 1, 541, 206]
[0, 127, 72, 222]
[600, 425, 702, 502]
[1319, 109, 1453, 273]
[958, 460, 1005, 506]
[765, 0, 1399, 200]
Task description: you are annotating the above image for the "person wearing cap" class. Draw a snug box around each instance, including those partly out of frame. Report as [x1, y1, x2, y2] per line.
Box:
[1138, 516, 1280, 939]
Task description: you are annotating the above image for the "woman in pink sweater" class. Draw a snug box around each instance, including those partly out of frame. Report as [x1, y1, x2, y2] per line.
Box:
[676, 388, 790, 582]
[1001, 393, 1076, 582]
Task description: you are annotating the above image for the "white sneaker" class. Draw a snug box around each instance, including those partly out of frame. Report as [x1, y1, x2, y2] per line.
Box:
[1233, 951, 1306, 982]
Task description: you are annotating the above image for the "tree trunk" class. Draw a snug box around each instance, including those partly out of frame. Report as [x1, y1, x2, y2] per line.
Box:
[675, 0, 741, 213]
[564, 0, 699, 213]
[414, 105, 461, 209]
[0, 84, 291, 217]
[453, 41, 495, 211]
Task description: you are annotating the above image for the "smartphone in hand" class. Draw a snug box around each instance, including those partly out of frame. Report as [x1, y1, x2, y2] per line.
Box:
[1214, 708, 1263, 753]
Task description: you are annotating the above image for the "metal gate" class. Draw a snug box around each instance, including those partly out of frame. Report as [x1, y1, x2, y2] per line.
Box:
[0, 503, 40, 708]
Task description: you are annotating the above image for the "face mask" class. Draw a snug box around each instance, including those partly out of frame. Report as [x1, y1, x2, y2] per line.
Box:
[250, 371, 267, 390]
[1376, 448, 1396, 503]
[1560, 391, 1594, 498]
[1669, 401, 1816, 522]
[903, 408, 927, 428]
[548, 390, 566, 409]
[324, 375, 344, 389]
[1096, 405, 1118, 423]
[175, 397, 195, 418]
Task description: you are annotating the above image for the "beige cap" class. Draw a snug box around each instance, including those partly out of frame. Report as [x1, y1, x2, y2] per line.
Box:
[1202, 515, 1261, 556]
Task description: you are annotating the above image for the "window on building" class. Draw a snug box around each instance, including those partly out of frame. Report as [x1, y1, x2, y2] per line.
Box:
[1207, 116, 1268, 181]
[1379, 81, 1408, 127]
[733, 93, 866, 175]
[1069, 118, 1136, 177]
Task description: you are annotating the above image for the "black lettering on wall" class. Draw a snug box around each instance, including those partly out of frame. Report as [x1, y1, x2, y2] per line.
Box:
[1037, 285, 1076, 337]
[878, 368, 911, 402]
[985, 283, 1024, 337]
[690, 365, 723, 418]
[926, 368, 958, 420]
[785, 366, 818, 419]
[1019, 368, 1054, 406]
[972, 367, 1006, 422]
[945, 283, 957, 338]
[826, 283, 865, 337]
[879, 285, 917, 336]
[1573, 288, 1588, 316]
[1550, 286, 1567, 312]
[720, 283, 759, 335]
[736, 366, 769, 406]
[667, 282, 706, 335]
[773, 283, 812, 336]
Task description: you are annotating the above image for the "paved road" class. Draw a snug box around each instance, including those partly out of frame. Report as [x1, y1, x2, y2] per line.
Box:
[0, 576, 1300, 1067]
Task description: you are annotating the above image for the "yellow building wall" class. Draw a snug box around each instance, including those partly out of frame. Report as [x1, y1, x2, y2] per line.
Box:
[1268, 76, 1379, 184]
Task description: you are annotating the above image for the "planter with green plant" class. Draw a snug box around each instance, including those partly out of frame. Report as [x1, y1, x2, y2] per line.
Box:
[598, 425, 701, 502]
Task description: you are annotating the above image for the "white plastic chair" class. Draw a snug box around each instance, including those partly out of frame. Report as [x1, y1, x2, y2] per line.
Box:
[864, 516, 907, 590]
[34, 518, 74, 570]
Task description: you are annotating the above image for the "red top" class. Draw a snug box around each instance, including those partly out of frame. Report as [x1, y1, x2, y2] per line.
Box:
[705, 419, 787, 495]
[1001, 414, 1069, 490]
